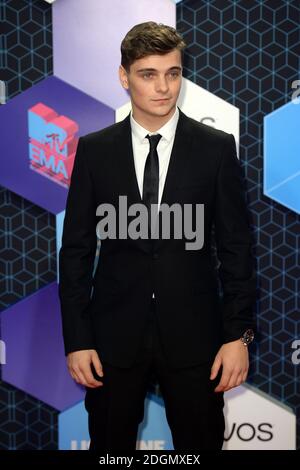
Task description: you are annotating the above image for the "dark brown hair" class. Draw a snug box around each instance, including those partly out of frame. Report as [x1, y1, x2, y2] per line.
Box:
[121, 21, 186, 72]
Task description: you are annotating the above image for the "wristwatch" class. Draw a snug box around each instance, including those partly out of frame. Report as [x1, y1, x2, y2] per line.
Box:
[240, 329, 254, 346]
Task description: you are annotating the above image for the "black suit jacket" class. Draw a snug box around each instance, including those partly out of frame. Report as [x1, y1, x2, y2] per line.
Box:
[58, 108, 256, 369]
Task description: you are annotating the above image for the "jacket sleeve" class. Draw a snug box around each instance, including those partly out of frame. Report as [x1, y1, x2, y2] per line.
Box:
[58, 136, 97, 355]
[214, 133, 257, 343]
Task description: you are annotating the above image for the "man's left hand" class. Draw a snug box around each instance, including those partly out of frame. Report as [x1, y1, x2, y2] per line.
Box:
[210, 339, 249, 393]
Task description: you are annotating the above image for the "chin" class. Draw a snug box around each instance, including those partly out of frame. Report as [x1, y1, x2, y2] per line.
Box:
[152, 104, 175, 115]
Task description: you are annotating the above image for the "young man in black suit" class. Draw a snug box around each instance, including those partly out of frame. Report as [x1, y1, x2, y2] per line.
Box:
[59, 22, 256, 450]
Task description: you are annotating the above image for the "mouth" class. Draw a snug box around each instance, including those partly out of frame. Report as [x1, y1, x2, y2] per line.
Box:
[152, 98, 171, 102]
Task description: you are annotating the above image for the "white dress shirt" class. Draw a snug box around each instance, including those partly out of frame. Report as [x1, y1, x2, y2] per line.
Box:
[130, 106, 180, 298]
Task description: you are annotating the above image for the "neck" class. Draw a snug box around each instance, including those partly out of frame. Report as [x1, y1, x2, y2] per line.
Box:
[131, 105, 177, 132]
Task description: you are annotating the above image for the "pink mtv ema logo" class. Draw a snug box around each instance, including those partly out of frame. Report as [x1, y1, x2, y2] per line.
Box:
[28, 102, 79, 188]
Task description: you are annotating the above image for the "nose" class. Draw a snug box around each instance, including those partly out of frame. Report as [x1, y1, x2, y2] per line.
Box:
[155, 75, 169, 93]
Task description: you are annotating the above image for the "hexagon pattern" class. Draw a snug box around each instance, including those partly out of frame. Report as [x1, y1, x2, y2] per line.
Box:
[1, 0, 57, 450]
[1, 0, 300, 450]
[0, 0, 175, 450]
[176, 0, 300, 447]
[0, 186, 56, 312]
[1, 0, 52, 101]
[0, 381, 57, 450]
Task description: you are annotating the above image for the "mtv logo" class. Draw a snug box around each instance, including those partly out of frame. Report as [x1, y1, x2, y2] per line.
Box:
[28, 102, 79, 188]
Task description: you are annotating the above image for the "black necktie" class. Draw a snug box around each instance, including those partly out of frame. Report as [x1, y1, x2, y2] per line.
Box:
[143, 134, 162, 238]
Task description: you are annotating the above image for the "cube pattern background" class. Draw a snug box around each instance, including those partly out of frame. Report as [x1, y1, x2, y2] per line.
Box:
[0, 0, 299, 449]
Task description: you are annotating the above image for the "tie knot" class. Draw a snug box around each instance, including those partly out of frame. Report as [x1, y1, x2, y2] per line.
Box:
[146, 133, 162, 150]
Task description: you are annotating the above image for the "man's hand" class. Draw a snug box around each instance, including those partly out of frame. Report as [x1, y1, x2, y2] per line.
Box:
[210, 339, 249, 393]
[67, 349, 104, 388]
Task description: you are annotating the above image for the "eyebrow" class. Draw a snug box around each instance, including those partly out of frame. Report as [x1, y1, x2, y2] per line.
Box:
[136, 66, 182, 73]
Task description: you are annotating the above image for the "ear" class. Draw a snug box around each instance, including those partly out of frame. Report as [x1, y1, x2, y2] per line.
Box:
[119, 65, 129, 90]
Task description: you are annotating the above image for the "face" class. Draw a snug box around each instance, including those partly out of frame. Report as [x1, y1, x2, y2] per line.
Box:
[119, 49, 182, 125]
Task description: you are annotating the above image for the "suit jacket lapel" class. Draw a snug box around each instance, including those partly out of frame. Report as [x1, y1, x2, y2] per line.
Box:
[116, 113, 143, 207]
[154, 108, 193, 250]
[159, 107, 193, 208]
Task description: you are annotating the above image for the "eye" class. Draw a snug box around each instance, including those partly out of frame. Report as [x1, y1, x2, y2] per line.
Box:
[143, 73, 153, 79]
[169, 71, 179, 78]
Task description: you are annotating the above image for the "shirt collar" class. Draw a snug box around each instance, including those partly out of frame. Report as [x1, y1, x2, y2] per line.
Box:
[130, 106, 179, 144]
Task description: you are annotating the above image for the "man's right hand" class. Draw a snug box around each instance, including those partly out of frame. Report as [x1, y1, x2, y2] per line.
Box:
[67, 349, 104, 388]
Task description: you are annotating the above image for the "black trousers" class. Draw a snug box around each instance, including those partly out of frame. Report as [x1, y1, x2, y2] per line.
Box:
[85, 298, 225, 451]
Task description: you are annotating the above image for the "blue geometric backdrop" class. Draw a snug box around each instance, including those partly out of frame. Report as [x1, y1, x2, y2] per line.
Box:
[1, 0, 300, 449]
[176, 0, 300, 447]
[0, 0, 57, 450]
